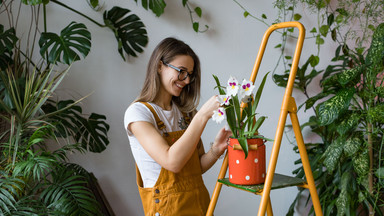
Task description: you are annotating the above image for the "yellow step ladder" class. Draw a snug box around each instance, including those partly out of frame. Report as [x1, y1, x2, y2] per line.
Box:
[206, 21, 323, 216]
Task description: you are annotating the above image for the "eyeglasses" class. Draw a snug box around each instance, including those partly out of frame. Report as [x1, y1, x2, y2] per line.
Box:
[162, 61, 195, 82]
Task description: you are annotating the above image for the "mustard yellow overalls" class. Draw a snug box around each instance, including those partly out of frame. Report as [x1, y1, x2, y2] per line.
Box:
[136, 102, 210, 216]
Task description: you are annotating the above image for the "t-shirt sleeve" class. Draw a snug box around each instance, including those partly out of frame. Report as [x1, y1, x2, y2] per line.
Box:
[124, 102, 155, 136]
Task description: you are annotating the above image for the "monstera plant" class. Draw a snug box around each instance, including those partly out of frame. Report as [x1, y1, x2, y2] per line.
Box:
[0, 0, 147, 214]
[0, 0, 209, 214]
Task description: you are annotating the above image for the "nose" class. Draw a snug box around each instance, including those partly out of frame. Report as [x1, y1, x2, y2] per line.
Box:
[183, 75, 191, 84]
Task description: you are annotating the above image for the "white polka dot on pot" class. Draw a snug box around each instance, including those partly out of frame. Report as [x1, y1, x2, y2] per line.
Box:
[254, 158, 258, 163]
[236, 160, 239, 164]
[245, 175, 250, 180]
[230, 175, 233, 179]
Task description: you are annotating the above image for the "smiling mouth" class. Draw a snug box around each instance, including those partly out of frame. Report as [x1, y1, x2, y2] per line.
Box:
[176, 83, 184, 89]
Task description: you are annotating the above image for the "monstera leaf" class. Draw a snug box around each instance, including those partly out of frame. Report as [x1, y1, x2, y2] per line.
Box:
[134, 0, 166, 17]
[42, 100, 110, 153]
[103, 6, 148, 60]
[0, 25, 18, 69]
[39, 22, 91, 65]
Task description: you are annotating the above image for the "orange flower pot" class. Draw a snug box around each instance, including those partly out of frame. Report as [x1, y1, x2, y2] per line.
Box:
[228, 137, 266, 185]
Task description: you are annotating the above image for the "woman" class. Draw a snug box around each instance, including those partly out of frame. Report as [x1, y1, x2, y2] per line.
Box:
[124, 37, 231, 215]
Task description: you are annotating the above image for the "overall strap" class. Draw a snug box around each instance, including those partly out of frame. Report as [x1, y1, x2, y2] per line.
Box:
[140, 102, 166, 131]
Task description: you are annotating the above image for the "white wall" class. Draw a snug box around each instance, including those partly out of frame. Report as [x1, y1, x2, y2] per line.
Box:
[14, 0, 335, 215]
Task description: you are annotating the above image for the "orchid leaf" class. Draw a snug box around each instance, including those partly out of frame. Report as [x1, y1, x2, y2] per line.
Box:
[250, 116, 266, 134]
[238, 137, 248, 158]
[252, 72, 269, 114]
[103, 6, 148, 60]
[212, 74, 226, 95]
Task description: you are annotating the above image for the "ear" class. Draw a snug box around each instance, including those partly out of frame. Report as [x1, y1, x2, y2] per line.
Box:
[157, 61, 163, 73]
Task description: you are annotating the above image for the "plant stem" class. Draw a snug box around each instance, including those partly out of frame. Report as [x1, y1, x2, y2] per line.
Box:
[368, 122, 374, 215]
[50, 0, 105, 28]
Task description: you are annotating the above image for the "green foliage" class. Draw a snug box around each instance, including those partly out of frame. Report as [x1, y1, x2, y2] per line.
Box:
[213, 73, 271, 158]
[0, 26, 18, 70]
[232, 0, 384, 214]
[103, 6, 148, 59]
[134, 0, 166, 17]
[0, 65, 108, 214]
[39, 22, 91, 65]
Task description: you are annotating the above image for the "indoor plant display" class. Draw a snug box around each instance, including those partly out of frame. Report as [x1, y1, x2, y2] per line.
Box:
[212, 73, 271, 185]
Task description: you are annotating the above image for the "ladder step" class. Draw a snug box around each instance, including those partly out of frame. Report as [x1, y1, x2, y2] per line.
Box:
[218, 173, 306, 194]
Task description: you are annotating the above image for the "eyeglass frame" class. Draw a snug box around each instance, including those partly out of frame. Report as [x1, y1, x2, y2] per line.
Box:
[162, 61, 195, 82]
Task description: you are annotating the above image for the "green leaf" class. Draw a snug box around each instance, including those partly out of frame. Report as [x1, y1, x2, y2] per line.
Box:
[309, 55, 320, 67]
[335, 14, 344, 23]
[316, 35, 324, 45]
[243, 11, 249, 18]
[352, 150, 369, 177]
[304, 92, 329, 110]
[331, 29, 337, 41]
[103, 7, 148, 60]
[42, 100, 110, 153]
[343, 135, 362, 157]
[327, 13, 334, 26]
[194, 7, 202, 17]
[310, 27, 317, 33]
[375, 167, 384, 178]
[238, 137, 248, 158]
[323, 138, 343, 172]
[274, 44, 282, 48]
[212, 75, 226, 95]
[39, 22, 91, 65]
[41, 168, 100, 215]
[182, 0, 188, 7]
[316, 88, 354, 125]
[134, 0, 166, 17]
[89, 0, 99, 8]
[337, 113, 360, 135]
[337, 66, 362, 86]
[193, 22, 199, 32]
[261, 14, 267, 19]
[293, 13, 302, 21]
[252, 72, 269, 113]
[319, 25, 329, 37]
[0, 26, 18, 69]
[336, 8, 348, 16]
[21, 0, 43, 5]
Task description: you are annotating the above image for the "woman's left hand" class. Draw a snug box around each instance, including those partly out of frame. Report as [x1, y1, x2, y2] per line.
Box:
[212, 127, 232, 156]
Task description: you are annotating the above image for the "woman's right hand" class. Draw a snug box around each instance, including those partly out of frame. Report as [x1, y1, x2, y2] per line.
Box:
[197, 95, 220, 120]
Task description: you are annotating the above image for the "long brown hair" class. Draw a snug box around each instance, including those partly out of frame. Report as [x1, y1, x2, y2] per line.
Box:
[135, 37, 201, 113]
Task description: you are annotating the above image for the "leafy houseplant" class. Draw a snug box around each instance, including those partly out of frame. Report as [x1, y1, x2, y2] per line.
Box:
[227, 0, 384, 214]
[0, 65, 110, 215]
[212, 73, 271, 158]
[212, 73, 272, 185]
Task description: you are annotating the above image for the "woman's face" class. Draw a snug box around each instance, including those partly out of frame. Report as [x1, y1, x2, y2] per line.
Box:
[159, 55, 194, 98]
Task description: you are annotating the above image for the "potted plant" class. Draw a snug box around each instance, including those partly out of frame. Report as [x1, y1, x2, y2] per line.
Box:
[212, 73, 272, 185]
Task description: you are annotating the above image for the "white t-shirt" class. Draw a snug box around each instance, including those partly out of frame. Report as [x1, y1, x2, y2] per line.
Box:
[124, 102, 186, 188]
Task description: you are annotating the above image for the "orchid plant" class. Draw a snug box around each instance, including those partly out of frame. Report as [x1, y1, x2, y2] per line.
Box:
[212, 73, 271, 158]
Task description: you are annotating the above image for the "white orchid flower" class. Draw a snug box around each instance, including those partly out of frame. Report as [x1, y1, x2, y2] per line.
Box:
[226, 76, 239, 96]
[239, 79, 255, 101]
[212, 107, 226, 124]
[217, 94, 231, 106]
